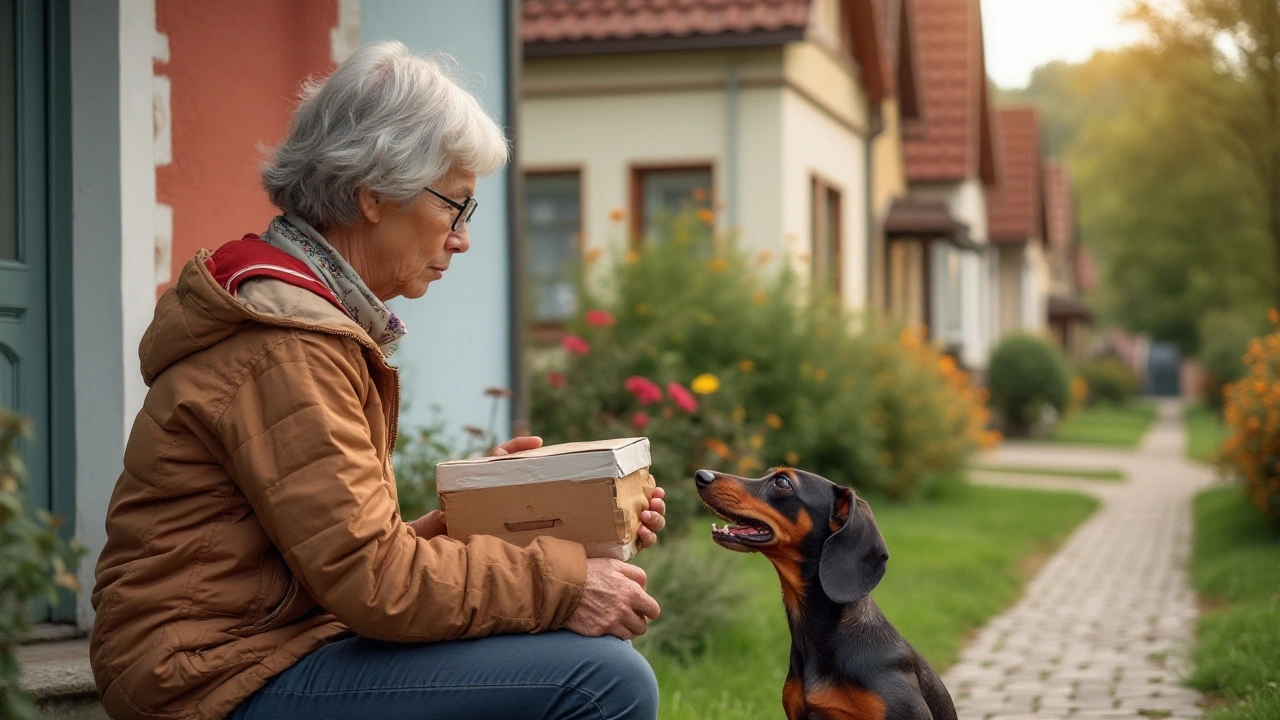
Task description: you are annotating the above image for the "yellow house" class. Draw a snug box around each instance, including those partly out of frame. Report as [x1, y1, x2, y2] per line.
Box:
[519, 0, 899, 329]
[987, 106, 1051, 337]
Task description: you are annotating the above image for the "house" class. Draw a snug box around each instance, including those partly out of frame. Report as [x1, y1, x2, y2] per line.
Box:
[520, 0, 896, 327]
[2, 0, 519, 630]
[986, 106, 1050, 337]
[1043, 160, 1094, 364]
[895, 0, 1000, 371]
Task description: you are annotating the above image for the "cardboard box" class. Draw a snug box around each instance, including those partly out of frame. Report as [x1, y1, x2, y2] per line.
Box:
[436, 437, 654, 561]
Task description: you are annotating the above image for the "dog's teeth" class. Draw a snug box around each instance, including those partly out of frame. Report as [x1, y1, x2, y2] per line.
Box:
[711, 522, 718, 532]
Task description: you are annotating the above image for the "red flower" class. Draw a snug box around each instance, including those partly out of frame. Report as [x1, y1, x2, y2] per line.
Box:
[562, 335, 591, 355]
[630, 411, 650, 431]
[584, 309, 615, 327]
[546, 372, 565, 389]
[667, 382, 699, 413]
[624, 376, 664, 405]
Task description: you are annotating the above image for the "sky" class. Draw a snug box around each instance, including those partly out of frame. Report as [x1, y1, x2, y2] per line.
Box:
[980, 0, 1151, 89]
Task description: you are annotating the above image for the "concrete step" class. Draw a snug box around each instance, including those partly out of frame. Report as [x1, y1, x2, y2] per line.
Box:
[17, 637, 107, 720]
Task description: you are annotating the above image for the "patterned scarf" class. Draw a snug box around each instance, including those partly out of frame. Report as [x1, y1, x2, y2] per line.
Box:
[261, 213, 407, 357]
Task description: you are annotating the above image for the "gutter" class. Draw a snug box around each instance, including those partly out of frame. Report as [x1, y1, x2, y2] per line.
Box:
[865, 106, 885, 310]
[505, 0, 526, 435]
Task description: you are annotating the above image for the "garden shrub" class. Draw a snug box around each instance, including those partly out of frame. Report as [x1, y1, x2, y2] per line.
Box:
[630, 537, 745, 660]
[529, 210, 995, 528]
[1078, 354, 1139, 406]
[1221, 314, 1280, 525]
[986, 333, 1071, 436]
[1199, 311, 1267, 413]
[0, 412, 84, 720]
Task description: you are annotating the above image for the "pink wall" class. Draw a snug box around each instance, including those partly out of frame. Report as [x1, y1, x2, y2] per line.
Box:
[156, 0, 338, 295]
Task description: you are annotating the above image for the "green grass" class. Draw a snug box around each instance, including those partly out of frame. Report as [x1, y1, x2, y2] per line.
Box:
[969, 464, 1126, 481]
[1048, 401, 1157, 447]
[1188, 488, 1280, 720]
[1186, 404, 1229, 464]
[644, 479, 1099, 719]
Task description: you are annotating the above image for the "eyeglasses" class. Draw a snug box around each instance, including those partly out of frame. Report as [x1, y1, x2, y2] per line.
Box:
[424, 186, 479, 231]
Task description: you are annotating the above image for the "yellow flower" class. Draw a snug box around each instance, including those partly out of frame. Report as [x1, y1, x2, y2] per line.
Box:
[738, 359, 756, 373]
[609, 208, 626, 222]
[732, 407, 747, 423]
[749, 435, 764, 450]
[938, 355, 956, 374]
[785, 451, 801, 465]
[708, 258, 728, 273]
[765, 413, 784, 429]
[752, 290, 768, 305]
[703, 438, 732, 459]
[697, 208, 716, 225]
[736, 456, 760, 475]
[813, 368, 827, 382]
[635, 303, 650, 316]
[624, 250, 641, 264]
[691, 373, 721, 395]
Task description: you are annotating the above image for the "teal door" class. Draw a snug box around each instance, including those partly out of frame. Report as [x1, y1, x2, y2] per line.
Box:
[1, 0, 73, 623]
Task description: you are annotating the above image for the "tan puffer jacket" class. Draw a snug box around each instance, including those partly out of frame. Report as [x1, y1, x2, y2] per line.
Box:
[90, 252, 587, 720]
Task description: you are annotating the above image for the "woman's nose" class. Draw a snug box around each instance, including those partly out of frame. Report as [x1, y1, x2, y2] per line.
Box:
[447, 226, 470, 254]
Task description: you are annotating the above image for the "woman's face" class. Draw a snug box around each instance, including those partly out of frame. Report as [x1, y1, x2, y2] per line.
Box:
[356, 165, 477, 301]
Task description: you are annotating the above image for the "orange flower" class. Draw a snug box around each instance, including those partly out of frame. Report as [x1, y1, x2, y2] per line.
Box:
[765, 413, 784, 430]
[697, 208, 716, 225]
[624, 250, 641, 264]
[1269, 308, 1278, 325]
[609, 208, 626, 222]
[708, 258, 728, 272]
[584, 247, 604, 265]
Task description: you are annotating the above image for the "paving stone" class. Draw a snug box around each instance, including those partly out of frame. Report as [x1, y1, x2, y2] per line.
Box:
[943, 401, 1215, 720]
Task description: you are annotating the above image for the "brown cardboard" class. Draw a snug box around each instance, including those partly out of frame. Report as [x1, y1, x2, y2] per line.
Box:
[435, 438, 654, 560]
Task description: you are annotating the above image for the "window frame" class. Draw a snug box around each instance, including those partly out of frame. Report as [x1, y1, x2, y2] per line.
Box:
[810, 174, 844, 299]
[522, 166, 585, 341]
[629, 162, 716, 249]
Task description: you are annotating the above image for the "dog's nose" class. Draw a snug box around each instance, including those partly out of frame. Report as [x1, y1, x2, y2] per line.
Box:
[694, 469, 716, 487]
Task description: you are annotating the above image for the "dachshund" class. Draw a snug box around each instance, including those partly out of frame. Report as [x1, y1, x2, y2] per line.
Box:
[694, 467, 957, 720]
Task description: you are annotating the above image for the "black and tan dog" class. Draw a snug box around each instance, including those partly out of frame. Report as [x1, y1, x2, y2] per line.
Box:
[694, 467, 957, 720]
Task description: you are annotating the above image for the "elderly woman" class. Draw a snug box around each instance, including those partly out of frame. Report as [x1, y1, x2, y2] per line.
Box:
[90, 42, 664, 720]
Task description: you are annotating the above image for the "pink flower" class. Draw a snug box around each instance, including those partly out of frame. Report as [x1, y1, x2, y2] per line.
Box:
[584, 309, 616, 327]
[546, 372, 565, 389]
[630, 411, 650, 431]
[624, 376, 664, 405]
[562, 335, 591, 355]
[667, 382, 699, 413]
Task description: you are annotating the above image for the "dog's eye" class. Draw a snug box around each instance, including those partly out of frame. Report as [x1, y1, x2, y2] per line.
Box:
[772, 475, 792, 490]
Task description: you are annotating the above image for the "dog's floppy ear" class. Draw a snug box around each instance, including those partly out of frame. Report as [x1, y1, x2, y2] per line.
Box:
[819, 486, 888, 604]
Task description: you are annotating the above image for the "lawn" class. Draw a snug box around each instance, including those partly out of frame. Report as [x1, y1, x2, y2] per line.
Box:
[1048, 401, 1157, 447]
[969, 464, 1126, 481]
[1188, 488, 1280, 720]
[1186, 404, 1229, 464]
[640, 479, 1099, 719]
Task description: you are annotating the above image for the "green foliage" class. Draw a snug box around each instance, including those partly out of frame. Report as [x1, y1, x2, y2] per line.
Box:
[1078, 354, 1140, 406]
[645, 479, 1099, 719]
[987, 334, 1072, 435]
[1185, 403, 1230, 464]
[0, 412, 84, 720]
[1198, 312, 1267, 412]
[392, 408, 458, 520]
[1189, 488, 1280, 720]
[529, 212, 989, 528]
[630, 538, 745, 660]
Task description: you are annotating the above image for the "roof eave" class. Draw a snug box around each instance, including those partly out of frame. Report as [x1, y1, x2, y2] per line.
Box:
[524, 28, 809, 58]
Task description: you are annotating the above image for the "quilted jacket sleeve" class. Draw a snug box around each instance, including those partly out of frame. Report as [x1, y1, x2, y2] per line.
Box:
[216, 330, 586, 641]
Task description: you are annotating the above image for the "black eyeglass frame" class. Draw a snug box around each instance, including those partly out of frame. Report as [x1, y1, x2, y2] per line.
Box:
[424, 186, 479, 231]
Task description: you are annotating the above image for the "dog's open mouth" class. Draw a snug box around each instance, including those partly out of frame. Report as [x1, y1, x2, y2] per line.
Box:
[709, 512, 775, 548]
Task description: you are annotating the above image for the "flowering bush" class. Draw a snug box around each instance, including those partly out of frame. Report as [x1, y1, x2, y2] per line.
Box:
[1221, 314, 1280, 524]
[528, 210, 994, 528]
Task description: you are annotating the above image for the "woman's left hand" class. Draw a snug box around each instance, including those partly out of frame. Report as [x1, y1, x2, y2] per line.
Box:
[409, 509, 447, 540]
[489, 436, 543, 456]
[637, 486, 666, 551]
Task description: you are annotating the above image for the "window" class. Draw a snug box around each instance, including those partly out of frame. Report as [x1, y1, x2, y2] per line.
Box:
[631, 166, 712, 245]
[811, 176, 842, 297]
[524, 172, 581, 325]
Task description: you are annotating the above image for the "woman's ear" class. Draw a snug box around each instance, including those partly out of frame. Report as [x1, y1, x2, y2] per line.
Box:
[357, 186, 383, 224]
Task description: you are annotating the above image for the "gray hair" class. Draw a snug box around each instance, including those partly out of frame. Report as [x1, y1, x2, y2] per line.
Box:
[262, 41, 510, 228]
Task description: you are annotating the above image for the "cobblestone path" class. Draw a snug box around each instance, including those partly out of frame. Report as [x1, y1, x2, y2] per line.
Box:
[943, 400, 1219, 720]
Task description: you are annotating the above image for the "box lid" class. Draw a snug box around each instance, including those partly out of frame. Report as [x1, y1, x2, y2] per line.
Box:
[436, 437, 651, 491]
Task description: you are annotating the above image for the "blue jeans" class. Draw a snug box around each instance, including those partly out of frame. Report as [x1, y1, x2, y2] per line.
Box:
[227, 630, 659, 720]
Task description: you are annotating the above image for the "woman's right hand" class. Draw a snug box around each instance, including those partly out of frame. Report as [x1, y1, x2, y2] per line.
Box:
[563, 558, 660, 640]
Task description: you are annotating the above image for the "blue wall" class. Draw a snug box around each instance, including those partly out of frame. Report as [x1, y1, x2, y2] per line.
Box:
[361, 0, 515, 445]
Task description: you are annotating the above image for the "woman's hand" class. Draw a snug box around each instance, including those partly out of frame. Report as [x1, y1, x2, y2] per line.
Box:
[637, 486, 666, 551]
[489, 436, 543, 456]
[409, 509, 447, 539]
[563, 558, 661, 640]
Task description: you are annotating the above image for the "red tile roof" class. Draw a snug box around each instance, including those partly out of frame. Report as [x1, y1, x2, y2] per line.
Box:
[987, 106, 1044, 244]
[1076, 244, 1099, 292]
[1043, 160, 1074, 250]
[902, 0, 996, 185]
[523, 0, 811, 47]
